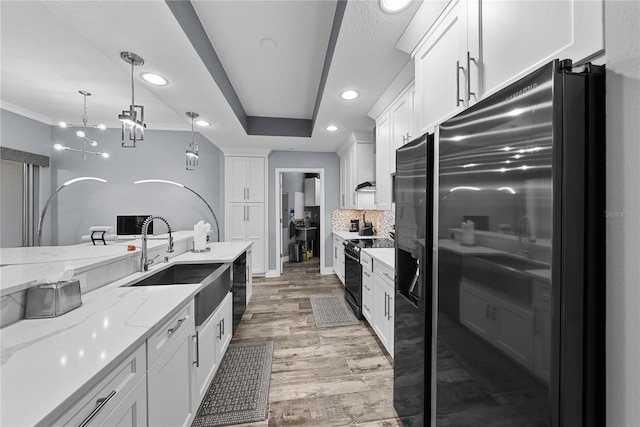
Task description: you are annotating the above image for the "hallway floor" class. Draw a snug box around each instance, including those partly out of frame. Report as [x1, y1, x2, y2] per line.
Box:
[231, 259, 401, 426]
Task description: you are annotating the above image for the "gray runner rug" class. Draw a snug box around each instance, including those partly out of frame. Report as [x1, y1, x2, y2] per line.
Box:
[192, 340, 274, 426]
[310, 296, 360, 328]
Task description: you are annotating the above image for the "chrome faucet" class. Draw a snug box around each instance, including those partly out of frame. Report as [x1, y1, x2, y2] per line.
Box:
[141, 215, 174, 272]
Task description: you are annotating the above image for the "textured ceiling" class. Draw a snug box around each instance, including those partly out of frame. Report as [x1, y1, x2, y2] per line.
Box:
[0, 0, 423, 153]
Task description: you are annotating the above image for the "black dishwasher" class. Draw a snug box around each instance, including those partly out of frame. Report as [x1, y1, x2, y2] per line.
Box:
[232, 252, 247, 333]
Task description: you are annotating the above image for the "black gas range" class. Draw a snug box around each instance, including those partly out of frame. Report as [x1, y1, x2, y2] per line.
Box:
[343, 238, 394, 319]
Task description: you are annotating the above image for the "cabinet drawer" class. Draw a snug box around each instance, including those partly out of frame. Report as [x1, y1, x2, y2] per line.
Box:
[53, 344, 146, 426]
[148, 300, 194, 368]
[374, 260, 394, 287]
[360, 252, 373, 272]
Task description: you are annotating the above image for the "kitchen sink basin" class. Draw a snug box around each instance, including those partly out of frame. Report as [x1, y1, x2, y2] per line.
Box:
[462, 254, 549, 304]
[128, 263, 223, 287]
[124, 262, 232, 327]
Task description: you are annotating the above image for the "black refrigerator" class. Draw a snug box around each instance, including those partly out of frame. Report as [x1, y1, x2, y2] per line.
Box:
[393, 59, 605, 426]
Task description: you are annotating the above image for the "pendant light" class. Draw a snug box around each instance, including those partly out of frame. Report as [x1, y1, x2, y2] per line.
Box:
[185, 112, 199, 170]
[118, 52, 146, 148]
[54, 91, 109, 159]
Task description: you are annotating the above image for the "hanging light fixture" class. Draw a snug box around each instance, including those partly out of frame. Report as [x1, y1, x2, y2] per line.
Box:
[118, 51, 146, 148]
[185, 112, 199, 170]
[54, 91, 109, 159]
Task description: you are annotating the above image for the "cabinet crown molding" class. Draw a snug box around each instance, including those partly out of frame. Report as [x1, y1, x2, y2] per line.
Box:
[336, 132, 373, 157]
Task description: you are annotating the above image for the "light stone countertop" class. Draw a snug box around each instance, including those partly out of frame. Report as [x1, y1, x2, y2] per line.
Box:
[362, 248, 395, 270]
[0, 240, 250, 427]
[332, 230, 380, 240]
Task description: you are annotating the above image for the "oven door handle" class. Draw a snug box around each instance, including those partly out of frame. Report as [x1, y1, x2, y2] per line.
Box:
[344, 251, 359, 262]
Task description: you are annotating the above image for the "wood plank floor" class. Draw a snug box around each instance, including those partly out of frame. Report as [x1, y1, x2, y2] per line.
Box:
[231, 258, 402, 427]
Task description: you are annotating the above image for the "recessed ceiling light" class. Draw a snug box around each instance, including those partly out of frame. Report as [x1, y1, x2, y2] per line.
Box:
[380, 0, 412, 13]
[140, 72, 168, 86]
[194, 120, 211, 127]
[340, 90, 359, 100]
[326, 125, 339, 132]
[260, 38, 278, 49]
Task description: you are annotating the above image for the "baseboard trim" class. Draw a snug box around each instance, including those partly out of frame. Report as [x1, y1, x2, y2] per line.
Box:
[265, 270, 278, 278]
[282, 255, 290, 262]
[320, 266, 335, 275]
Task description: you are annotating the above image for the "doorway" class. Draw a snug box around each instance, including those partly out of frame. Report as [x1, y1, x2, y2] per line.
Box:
[275, 168, 325, 277]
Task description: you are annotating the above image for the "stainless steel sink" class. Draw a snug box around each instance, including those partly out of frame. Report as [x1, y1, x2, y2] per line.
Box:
[462, 254, 550, 304]
[124, 262, 231, 326]
[128, 263, 223, 286]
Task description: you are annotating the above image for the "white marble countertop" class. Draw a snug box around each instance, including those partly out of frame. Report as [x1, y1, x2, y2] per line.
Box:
[362, 248, 395, 270]
[0, 240, 250, 427]
[438, 239, 507, 255]
[0, 231, 194, 297]
[332, 230, 381, 240]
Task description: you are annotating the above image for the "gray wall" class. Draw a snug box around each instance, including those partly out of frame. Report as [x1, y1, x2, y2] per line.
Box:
[49, 126, 224, 245]
[605, 1, 640, 425]
[268, 151, 340, 270]
[0, 109, 53, 243]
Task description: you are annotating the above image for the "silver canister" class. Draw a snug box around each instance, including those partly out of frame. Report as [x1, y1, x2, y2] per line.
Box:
[25, 279, 82, 318]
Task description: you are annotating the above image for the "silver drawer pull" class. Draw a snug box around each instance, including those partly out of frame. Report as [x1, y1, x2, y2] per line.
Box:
[167, 317, 186, 337]
[79, 390, 116, 427]
[383, 272, 393, 281]
[193, 332, 200, 367]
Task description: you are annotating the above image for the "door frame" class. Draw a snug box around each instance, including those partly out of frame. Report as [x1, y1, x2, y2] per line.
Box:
[274, 168, 326, 277]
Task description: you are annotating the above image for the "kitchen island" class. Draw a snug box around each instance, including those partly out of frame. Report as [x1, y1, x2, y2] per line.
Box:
[0, 239, 251, 427]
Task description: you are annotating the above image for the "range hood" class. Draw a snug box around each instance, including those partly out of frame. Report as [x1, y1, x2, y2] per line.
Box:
[355, 181, 376, 192]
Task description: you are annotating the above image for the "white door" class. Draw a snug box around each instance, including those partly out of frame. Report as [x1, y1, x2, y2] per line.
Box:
[477, 0, 604, 99]
[414, 0, 468, 133]
[459, 282, 493, 342]
[246, 157, 265, 202]
[227, 157, 248, 203]
[227, 204, 247, 242]
[492, 296, 534, 370]
[246, 203, 265, 274]
[147, 325, 195, 427]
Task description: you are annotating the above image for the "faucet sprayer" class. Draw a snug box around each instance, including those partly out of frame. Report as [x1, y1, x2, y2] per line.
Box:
[141, 215, 174, 272]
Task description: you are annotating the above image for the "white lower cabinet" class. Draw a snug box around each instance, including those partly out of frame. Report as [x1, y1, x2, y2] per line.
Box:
[194, 292, 233, 404]
[361, 252, 374, 322]
[460, 280, 534, 370]
[372, 261, 395, 357]
[333, 235, 345, 285]
[246, 247, 253, 304]
[52, 344, 147, 426]
[147, 308, 196, 427]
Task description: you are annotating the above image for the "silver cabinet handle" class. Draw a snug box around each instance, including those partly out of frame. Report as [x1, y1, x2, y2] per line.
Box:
[168, 317, 186, 337]
[193, 332, 200, 367]
[79, 390, 116, 427]
[221, 318, 225, 336]
[247, 206, 249, 222]
[218, 320, 223, 340]
[456, 60, 464, 107]
[384, 291, 388, 318]
[383, 272, 393, 281]
[467, 51, 476, 101]
[387, 294, 392, 320]
[363, 270, 371, 278]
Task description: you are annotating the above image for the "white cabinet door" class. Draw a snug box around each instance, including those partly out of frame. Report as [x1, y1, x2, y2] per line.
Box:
[390, 91, 411, 157]
[375, 110, 392, 210]
[362, 269, 374, 322]
[227, 204, 248, 242]
[346, 146, 356, 208]
[492, 295, 534, 370]
[227, 157, 249, 203]
[99, 377, 147, 427]
[216, 293, 233, 363]
[477, 0, 604, 99]
[246, 204, 264, 274]
[373, 270, 394, 355]
[246, 157, 265, 202]
[414, 0, 468, 133]
[246, 248, 253, 304]
[194, 312, 219, 401]
[533, 307, 551, 383]
[332, 235, 345, 284]
[147, 318, 196, 427]
[339, 156, 347, 208]
[459, 281, 493, 342]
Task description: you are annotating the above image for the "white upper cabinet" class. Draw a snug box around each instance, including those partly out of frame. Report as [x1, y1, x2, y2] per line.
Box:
[375, 111, 392, 211]
[227, 157, 265, 203]
[413, 0, 470, 134]
[476, 0, 604, 98]
[338, 133, 374, 210]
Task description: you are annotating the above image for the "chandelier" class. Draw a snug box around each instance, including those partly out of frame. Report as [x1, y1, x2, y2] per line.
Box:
[118, 52, 146, 148]
[185, 112, 199, 170]
[54, 90, 109, 159]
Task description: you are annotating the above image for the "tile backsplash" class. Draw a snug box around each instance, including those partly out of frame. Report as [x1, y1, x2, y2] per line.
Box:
[332, 209, 394, 239]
